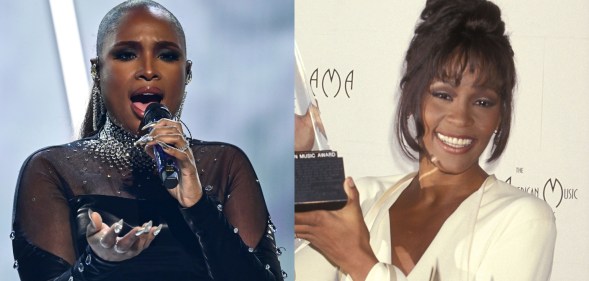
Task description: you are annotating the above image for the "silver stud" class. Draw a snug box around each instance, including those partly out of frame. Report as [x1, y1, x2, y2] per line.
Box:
[68, 276, 73, 281]
[77, 262, 84, 272]
[9, 231, 15, 240]
[85, 254, 92, 265]
[217, 204, 223, 211]
[248, 248, 254, 253]
[265, 264, 270, 270]
[204, 185, 213, 192]
[12, 260, 18, 269]
[233, 228, 238, 233]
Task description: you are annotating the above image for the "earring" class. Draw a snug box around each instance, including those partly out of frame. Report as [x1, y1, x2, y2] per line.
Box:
[92, 83, 106, 131]
[185, 71, 192, 85]
[493, 129, 501, 145]
[91, 62, 100, 81]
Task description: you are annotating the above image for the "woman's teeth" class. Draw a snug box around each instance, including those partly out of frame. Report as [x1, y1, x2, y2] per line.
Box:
[436, 133, 472, 148]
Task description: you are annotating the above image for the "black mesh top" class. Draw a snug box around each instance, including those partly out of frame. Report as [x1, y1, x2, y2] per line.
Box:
[12, 123, 284, 281]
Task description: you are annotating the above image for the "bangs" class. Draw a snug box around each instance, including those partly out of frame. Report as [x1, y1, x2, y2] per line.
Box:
[434, 43, 504, 94]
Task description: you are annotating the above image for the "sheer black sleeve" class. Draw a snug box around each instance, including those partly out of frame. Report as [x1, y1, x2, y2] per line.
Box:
[12, 148, 121, 281]
[180, 141, 284, 280]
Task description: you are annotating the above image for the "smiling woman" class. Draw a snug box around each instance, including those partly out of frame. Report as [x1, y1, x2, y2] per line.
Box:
[294, 0, 556, 280]
[12, 1, 283, 280]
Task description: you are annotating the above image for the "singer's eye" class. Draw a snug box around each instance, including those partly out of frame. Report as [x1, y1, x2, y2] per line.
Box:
[474, 99, 496, 108]
[431, 91, 452, 101]
[113, 51, 137, 61]
[158, 50, 180, 62]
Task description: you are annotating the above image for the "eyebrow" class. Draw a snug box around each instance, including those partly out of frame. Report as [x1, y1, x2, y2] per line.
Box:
[111, 40, 182, 50]
[432, 79, 494, 90]
[430, 81, 499, 98]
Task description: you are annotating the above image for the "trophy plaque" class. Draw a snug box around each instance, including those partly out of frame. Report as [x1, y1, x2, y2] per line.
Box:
[295, 150, 346, 211]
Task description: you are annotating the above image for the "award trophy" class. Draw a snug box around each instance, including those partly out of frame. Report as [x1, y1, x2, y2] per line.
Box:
[295, 44, 346, 211]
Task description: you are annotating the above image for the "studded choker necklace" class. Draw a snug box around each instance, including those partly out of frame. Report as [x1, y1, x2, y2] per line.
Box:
[84, 117, 156, 174]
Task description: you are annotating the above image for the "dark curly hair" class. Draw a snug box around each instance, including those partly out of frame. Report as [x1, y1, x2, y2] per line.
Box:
[396, 0, 515, 162]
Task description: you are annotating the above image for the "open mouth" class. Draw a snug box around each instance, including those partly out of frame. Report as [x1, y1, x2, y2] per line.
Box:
[131, 93, 163, 104]
[436, 132, 473, 149]
[130, 93, 163, 118]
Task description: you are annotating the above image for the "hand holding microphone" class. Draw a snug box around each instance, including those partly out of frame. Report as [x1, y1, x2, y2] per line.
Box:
[139, 103, 180, 188]
[136, 103, 203, 207]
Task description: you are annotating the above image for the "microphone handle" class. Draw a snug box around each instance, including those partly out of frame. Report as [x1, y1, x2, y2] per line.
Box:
[141, 103, 179, 189]
[153, 143, 179, 189]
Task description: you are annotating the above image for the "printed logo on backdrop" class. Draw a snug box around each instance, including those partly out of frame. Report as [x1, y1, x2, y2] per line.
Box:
[309, 68, 354, 98]
[505, 167, 579, 211]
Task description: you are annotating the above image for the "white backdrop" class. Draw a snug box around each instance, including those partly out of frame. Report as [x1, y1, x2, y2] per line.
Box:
[296, 0, 589, 279]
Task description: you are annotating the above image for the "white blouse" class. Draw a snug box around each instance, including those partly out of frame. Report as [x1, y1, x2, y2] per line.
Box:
[295, 173, 556, 281]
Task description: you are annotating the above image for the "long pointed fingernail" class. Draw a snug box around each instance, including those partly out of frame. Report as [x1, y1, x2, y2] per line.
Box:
[157, 141, 172, 150]
[153, 224, 163, 236]
[88, 209, 96, 228]
[141, 122, 157, 131]
[135, 220, 153, 236]
[113, 219, 123, 234]
[134, 135, 153, 147]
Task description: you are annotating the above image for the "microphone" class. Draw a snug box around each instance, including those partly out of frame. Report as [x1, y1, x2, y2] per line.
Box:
[140, 103, 179, 189]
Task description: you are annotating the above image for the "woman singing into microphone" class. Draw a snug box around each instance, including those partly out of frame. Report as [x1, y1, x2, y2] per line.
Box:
[11, 1, 283, 280]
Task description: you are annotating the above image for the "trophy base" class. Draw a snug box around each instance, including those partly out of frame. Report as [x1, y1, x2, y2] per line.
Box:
[295, 200, 347, 212]
[295, 150, 346, 211]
